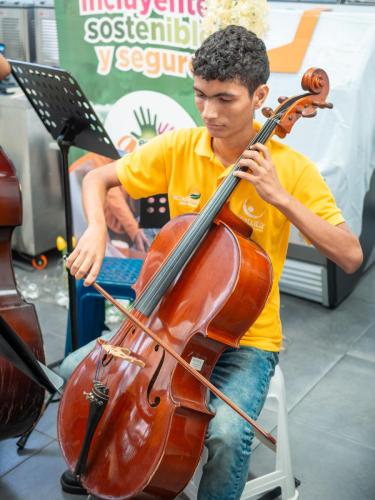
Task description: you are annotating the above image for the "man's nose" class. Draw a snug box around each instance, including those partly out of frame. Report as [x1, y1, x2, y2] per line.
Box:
[201, 99, 218, 120]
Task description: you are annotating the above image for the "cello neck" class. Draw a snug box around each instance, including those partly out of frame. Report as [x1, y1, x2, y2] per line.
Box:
[134, 118, 279, 316]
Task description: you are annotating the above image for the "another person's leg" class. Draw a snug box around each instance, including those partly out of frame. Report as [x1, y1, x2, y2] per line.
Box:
[198, 346, 279, 500]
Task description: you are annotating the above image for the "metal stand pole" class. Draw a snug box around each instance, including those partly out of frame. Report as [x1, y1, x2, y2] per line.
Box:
[58, 137, 78, 352]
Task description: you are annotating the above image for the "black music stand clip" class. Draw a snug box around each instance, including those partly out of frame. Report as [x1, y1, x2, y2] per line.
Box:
[9, 60, 120, 352]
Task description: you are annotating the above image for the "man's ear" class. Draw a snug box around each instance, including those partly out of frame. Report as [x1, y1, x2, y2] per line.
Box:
[253, 84, 269, 109]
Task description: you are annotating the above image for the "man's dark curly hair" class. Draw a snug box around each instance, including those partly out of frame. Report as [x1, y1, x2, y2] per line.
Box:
[192, 25, 270, 95]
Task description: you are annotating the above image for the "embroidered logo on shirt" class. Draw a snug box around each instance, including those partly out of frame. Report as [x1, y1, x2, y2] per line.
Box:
[190, 191, 201, 200]
[173, 193, 201, 209]
[242, 201, 265, 219]
[241, 200, 265, 232]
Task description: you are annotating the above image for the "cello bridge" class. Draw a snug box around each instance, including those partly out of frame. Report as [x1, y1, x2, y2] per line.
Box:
[97, 338, 145, 368]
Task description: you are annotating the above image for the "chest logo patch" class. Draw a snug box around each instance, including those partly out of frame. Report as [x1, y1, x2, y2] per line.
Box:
[240, 200, 266, 232]
[172, 193, 201, 209]
[190, 191, 201, 200]
[242, 201, 265, 219]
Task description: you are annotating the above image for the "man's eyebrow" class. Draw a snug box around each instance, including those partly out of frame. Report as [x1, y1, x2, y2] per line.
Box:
[193, 86, 236, 98]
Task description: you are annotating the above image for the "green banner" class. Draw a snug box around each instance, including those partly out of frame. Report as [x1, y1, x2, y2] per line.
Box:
[55, 0, 204, 152]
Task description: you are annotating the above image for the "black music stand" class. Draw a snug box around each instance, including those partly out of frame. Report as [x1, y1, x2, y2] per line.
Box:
[140, 194, 170, 228]
[8, 60, 120, 351]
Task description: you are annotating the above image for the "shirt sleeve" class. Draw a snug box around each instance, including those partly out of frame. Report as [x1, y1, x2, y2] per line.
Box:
[292, 159, 345, 227]
[116, 133, 170, 199]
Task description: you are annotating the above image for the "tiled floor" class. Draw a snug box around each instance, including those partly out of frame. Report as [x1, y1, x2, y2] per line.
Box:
[1, 255, 374, 500]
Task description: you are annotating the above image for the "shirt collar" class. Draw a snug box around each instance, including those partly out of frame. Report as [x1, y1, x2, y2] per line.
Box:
[194, 127, 214, 159]
[194, 121, 262, 160]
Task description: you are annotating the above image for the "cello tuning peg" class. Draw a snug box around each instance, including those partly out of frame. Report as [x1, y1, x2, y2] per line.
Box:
[302, 109, 317, 118]
[277, 96, 288, 104]
[312, 100, 334, 109]
[261, 107, 274, 118]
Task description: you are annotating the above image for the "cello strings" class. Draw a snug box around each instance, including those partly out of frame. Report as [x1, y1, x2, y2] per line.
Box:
[133, 117, 279, 316]
[135, 118, 279, 315]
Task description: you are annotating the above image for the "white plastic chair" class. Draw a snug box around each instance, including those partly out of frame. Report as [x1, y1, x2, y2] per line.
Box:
[183, 365, 299, 500]
[241, 365, 298, 499]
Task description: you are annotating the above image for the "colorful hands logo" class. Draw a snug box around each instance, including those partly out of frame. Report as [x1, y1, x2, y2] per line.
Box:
[130, 106, 174, 146]
[116, 106, 174, 152]
[105, 91, 195, 154]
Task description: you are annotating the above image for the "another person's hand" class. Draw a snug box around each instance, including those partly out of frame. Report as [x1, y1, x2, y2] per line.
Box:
[133, 229, 150, 253]
[66, 223, 107, 286]
[0, 54, 11, 80]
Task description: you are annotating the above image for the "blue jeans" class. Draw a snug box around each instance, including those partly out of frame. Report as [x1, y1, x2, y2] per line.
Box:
[198, 346, 279, 500]
[60, 342, 278, 500]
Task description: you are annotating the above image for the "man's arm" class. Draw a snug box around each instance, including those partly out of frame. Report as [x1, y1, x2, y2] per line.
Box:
[235, 143, 363, 274]
[272, 200, 362, 274]
[68, 133, 170, 283]
[66, 162, 122, 285]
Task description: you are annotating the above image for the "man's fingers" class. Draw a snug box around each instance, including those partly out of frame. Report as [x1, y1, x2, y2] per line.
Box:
[237, 158, 261, 174]
[73, 254, 96, 281]
[251, 143, 271, 161]
[83, 260, 102, 287]
[67, 246, 101, 284]
[66, 247, 81, 269]
[241, 149, 267, 168]
[68, 248, 91, 277]
[233, 170, 257, 184]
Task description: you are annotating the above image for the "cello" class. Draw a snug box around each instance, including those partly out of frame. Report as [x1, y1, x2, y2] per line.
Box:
[58, 68, 332, 499]
[0, 147, 46, 440]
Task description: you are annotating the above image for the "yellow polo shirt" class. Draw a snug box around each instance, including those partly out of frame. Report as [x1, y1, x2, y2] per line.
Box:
[116, 126, 345, 351]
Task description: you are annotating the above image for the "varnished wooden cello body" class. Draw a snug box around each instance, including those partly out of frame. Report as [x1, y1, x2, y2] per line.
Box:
[58, 68, 333, 499]
[0, 147, 46, 439]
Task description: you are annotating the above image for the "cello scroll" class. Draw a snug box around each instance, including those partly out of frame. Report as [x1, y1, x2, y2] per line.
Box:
[262, 68, 333, 137]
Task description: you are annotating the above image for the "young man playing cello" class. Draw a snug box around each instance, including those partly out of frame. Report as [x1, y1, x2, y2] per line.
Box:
[64, 25, 363, 500]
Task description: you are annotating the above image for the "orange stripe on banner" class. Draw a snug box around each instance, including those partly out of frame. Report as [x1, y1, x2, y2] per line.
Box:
[268, 8, 329, 73]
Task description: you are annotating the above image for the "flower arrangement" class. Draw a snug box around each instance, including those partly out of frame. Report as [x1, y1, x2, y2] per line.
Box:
[201, 0, 269, 40]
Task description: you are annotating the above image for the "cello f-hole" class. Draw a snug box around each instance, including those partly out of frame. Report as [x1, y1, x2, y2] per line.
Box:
[101, 353, 113, 367]
[147, 347, 165, 407]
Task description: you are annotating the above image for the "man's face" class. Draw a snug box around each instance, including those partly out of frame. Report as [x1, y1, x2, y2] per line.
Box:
[193, 76, 266, 141]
